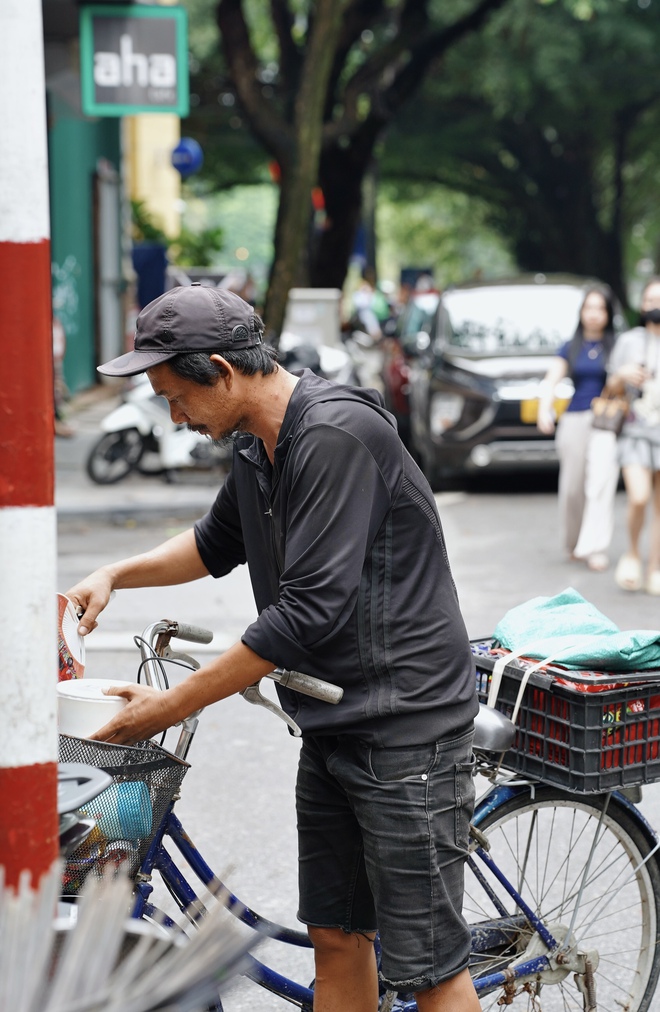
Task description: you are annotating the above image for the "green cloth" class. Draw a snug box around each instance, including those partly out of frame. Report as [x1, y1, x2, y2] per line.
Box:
[493, 587, 660, 671]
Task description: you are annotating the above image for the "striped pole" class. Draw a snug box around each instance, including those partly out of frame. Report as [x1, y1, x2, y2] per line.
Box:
[0, 0, 59, 887]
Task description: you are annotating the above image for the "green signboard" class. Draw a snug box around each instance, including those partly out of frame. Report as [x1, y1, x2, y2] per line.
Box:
[80, 4, 189, 117]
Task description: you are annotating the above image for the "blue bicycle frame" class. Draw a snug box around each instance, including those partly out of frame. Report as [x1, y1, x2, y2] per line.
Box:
[128, 779, 659, 1009]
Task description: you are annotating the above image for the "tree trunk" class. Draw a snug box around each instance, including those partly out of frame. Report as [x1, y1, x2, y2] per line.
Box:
[311, 119, 382, 289]
[263, 1, 346, 341]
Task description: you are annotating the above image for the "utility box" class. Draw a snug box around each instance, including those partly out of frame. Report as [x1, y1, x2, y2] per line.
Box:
[283, 288, 342, 347]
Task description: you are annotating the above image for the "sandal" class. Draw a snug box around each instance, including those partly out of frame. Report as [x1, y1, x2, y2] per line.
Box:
[615, 554, 643, 592]
[646, 570, 660, 596]
[587, 553, 609, 572]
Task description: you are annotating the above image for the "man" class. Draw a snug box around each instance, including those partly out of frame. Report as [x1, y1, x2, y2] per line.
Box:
[67, 283, 480, 1012]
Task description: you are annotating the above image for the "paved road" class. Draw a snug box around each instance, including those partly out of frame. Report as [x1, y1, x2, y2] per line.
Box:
[55, 414, 660, 1008]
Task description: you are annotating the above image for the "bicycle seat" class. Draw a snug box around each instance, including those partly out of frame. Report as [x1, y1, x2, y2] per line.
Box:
[473, 704, 516, 753]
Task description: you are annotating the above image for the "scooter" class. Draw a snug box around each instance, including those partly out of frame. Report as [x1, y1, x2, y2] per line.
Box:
[85, 375, 231, 485]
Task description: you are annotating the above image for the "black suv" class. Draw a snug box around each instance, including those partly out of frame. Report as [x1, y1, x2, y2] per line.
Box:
[407, 275, 621, 486]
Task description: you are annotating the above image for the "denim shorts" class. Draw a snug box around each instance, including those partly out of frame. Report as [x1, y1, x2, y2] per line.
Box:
[295, 726, 476, 992]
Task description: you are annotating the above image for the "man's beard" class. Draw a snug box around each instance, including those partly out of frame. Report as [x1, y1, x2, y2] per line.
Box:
[188, 418, 246, 447]
[211, 432, 237, 450]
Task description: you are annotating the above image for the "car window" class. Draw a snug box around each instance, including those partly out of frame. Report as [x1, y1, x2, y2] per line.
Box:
[440, 285, 585, 354]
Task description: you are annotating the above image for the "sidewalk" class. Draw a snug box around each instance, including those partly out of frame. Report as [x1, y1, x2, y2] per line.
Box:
[55, 386, 222, 522]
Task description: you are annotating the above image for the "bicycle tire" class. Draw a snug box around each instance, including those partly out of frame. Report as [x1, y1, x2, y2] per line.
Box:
[85, 429, 145, 484]
[467, 787, 660, 1011]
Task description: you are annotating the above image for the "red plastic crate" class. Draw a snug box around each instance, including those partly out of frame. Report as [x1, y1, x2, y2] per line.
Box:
[472, 642, 660, 793]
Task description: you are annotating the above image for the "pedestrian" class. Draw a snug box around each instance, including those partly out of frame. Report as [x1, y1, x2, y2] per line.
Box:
[608, 276, 660, 594]
[53, 314, 75, 438]
[537, 286, 619, 571]
[351, 266, 393, 342]
[66, 283, 481, 1011]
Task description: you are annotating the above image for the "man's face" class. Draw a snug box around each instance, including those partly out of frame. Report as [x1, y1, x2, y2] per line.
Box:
[147, 361, 242, 443]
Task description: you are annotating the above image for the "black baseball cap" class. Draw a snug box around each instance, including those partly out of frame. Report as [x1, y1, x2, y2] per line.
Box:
[98, 283, 263, 377]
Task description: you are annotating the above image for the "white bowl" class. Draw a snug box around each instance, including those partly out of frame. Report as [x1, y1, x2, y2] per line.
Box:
[58, 678, 132, 739]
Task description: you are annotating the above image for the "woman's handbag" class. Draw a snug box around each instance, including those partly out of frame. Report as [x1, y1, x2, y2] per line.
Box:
[591, 389, 629, 435]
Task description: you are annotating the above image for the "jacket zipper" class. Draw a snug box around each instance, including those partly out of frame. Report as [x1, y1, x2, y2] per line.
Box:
[263, 501, 283, 576]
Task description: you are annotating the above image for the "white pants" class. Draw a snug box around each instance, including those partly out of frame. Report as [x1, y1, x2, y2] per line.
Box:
[555, 410, 619, 558]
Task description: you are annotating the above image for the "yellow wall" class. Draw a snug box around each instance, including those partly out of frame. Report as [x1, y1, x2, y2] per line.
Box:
[123, 0, 182, 239]
[125, 113, 181, 238]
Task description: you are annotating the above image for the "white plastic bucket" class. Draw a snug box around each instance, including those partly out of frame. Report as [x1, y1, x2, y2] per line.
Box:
[57, 678, 131, 738]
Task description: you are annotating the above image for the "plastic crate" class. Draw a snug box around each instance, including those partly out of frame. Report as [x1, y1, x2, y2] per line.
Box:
[472, 641, 660, 793]
[58, 735, 189, 895]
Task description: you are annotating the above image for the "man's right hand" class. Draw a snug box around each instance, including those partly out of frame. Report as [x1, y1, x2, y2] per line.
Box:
[65, 567, 115, 636]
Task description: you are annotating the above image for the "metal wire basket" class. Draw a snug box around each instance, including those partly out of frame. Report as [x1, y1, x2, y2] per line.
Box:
[58, 734, 189, 895]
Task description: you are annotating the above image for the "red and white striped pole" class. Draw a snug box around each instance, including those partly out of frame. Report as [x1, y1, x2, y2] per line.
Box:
[0, 0, 59, 887]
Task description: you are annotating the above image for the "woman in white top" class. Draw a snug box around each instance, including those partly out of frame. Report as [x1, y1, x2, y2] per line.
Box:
[608, 276, 660, 593]
[537, 286, 618, 571]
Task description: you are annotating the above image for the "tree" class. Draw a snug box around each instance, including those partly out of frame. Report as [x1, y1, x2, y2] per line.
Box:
[199, 0, 509, 337]
[379, 0, 660, 305]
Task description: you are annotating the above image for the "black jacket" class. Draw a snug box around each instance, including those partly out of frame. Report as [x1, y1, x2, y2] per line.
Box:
[194, 371, 477, 746]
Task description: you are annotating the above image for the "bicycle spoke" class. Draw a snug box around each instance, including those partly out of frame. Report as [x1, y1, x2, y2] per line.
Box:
[468, 790, 659, 1011]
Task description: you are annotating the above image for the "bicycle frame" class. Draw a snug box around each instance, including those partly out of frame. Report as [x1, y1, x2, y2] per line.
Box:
[127, 775, 660, 1009]
[123, 622, 660, 1009]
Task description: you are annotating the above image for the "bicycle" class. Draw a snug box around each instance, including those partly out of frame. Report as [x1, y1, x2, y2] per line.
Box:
[58, 620, 660, 1012]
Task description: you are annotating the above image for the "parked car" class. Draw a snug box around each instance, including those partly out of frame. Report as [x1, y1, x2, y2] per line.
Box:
[381, 290, 440, 450]
[407, 274, 623, 486]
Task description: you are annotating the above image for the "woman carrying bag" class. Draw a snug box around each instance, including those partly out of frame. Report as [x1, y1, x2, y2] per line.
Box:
[537, 286, 619, 571]
[608, 276, 660, 593]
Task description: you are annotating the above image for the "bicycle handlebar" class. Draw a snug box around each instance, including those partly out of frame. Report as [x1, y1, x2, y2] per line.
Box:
[140, 619, 344, 755]
[142, 621, 343, 704]
[171, 621, 214, 644]
[269, 668, 343, 704]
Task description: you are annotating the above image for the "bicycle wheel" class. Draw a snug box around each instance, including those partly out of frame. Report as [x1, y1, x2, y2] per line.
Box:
[86, 429, 145, 484]
[467, 787, 660, 1011]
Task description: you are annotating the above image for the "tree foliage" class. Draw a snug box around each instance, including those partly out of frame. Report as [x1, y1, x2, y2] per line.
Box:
[379, 0, 660, 304]
[182, 0, 660, 317]
[184, 0, 508, 336]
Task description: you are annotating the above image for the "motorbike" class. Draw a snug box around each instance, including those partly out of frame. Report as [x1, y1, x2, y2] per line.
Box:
[85, 374, 232, 485]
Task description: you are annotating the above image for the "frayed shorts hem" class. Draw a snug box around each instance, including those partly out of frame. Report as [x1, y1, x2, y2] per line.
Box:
[379, 957, 470, 994]
[297, 915, 377, 934]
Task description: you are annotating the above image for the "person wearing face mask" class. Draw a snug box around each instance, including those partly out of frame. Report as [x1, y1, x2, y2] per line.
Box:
[537, 286, 619, 571]
[608, 276, 660, 593]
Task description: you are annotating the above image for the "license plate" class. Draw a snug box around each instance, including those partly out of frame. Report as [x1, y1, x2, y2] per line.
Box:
[520, 398, 570, 424]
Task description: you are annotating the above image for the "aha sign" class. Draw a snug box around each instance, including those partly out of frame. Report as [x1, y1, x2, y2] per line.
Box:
[80, 5, 189, 117]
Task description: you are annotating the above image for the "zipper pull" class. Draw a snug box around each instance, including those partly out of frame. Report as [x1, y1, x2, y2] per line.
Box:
[265, 508, 273, 517]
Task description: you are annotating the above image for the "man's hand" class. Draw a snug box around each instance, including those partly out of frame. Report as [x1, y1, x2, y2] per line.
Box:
[89, 682, 178, 746]
[88, 641, 276, 746]
[66, 568, 115, 636]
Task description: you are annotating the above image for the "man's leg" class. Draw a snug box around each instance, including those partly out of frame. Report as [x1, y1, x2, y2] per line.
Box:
[308, 926, 378, 1012]
[345, 729, 477, 1009]
[415, 968, 481, 1012]
[296, 737, 379, 1012]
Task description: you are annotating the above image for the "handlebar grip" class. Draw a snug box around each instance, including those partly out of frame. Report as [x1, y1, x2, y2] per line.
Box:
[270, 668, 344, 704]
[172, 622, 214, 644]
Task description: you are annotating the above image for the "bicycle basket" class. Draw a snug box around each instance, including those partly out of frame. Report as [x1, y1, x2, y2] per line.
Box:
[58, 734, 189, 895]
